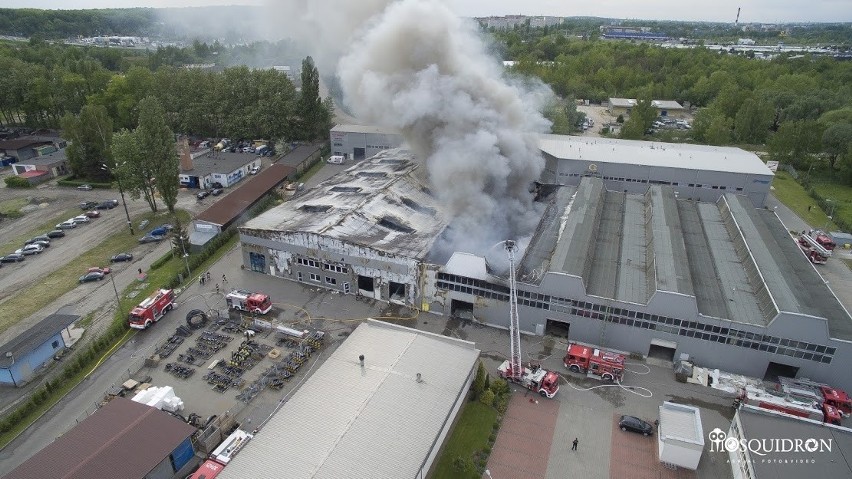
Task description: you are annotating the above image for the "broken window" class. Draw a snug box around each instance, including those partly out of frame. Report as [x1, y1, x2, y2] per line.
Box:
[357, 171, 387, 178]
[330, 186, 363, 193]
[300, 204, 332, 213]
[401, 197, 436, 216]
[378, 215, 415, 233]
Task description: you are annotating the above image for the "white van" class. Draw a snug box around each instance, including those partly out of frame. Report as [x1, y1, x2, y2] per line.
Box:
[327, 155, 345, 164]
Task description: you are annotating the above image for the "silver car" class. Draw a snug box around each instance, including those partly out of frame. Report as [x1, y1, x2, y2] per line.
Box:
[56, 220, 77, 229]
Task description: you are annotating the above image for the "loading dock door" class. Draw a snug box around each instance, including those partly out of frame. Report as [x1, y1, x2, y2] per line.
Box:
[451, 299, 474, 321]
[648, 338, 677, 362]
[354, 147, 366, 161]
[764, 362, 799, 383]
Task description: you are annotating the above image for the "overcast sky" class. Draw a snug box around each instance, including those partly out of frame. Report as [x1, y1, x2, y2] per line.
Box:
[0, 0, 847, 23]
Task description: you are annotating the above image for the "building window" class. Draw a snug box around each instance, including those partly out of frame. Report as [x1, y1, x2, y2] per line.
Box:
[325, 277, 337, 285]
[309, 273, 320, 282]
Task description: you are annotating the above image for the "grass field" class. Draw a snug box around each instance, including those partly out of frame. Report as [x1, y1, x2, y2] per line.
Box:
[771, 171, 838, 230]
[432, 400, 499, 479]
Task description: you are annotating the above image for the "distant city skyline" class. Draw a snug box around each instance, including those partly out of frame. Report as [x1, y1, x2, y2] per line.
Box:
[0, 0, 847, 24]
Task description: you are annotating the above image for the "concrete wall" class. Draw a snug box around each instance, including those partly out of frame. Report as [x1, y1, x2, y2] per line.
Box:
[541, 154, 772, 207]
[330, 130, 404, 161]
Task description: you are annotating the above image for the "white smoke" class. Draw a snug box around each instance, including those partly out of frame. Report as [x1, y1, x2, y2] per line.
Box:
[274, 0, 552, 257]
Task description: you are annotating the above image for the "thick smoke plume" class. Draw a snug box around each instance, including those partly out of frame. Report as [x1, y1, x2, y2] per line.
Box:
[276, 0, 552, 258]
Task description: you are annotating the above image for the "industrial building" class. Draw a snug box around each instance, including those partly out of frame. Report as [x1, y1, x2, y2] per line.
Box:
[178, 150, 260, 189]
[240, 149, 447, 303]
[0, 313, 79, 387]
[330, 124, 404, 161]
[238, 135, 852, 392]
[726, 405, 852, 479]
[218, 319, 480, 479]
[539, 134, 774, 206]
[11, 148, 71, 183]
[5, 397, 198, 479]
[607, 98, 687, 118]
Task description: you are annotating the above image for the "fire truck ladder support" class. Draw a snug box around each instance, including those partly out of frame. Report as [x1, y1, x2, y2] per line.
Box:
[505, 240, 522, 381]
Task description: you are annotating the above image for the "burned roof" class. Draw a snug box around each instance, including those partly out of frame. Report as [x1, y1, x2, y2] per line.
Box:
[4, 397, 196, 479]
[242, 149, 449, 260]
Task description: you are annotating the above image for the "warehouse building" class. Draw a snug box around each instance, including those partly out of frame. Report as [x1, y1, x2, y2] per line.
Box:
[5, 397, 198, 479]
[607, 98, 687, 118]
[330, 124, 404, 161]
[219, 319, 480, 479]
[539, 134, 774, 206]
[11, 148, 71, 182]
[0, 313, 79, 387]
[725, 405, 852, 479]
[178, 151, 260, 190]
[239, 149, 447, 303]
[430, 177, 852, 391]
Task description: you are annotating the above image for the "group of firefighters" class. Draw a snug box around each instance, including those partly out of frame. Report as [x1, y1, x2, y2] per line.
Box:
[199, 271, 228, 293]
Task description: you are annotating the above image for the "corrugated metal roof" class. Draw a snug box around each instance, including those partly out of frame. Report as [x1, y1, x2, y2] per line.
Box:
[219, 320, 480, 479]
[0, 313, 79, 368]
[194, 163, 294, 227]
[538, 134, 773, 176]
[659, 402, 704, 445]
[5, 397, 196, 479]
[241, 149, 449, 259]
[330, 124, 401, 135]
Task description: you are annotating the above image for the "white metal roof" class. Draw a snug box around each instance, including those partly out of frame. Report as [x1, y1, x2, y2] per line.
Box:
[218, 320, 480, 479]
[538, 134, 773, 176]
[652, 100, 685, 110]
[330, 124, 401, 135]
[609, 97, 636, 108]
[659, 401, 704, 445]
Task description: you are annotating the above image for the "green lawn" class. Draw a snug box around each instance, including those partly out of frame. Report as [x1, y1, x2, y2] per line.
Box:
[432, 400, 499, 479]
[771, 171, 838, 230]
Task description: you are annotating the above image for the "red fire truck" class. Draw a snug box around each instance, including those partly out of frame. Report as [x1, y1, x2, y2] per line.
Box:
[563, 343, 626, 382]
[778, 377, 852, 416]
[498, 360, 560, 398]
[735, 385, 842, 425]
[128, 288, 175, 329]
[225, 290, 272, 314]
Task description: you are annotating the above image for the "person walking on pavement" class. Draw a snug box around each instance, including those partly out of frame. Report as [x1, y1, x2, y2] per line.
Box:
[222, 273, 227, 283]
[572, 438, 578, 451]
[215, 283, 220, 294]
[206, 271, 211, 282]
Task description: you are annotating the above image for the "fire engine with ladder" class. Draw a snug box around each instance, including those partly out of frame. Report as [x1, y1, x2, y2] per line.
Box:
[496, 240, 560, 399]
[734, 384, 842, 425]
[225, 290, 273, 315]
[563, 343, 626, 382]
[797, 231, 831, 265]
[129, 288, 175, 330]
[778, 376, 852, 417]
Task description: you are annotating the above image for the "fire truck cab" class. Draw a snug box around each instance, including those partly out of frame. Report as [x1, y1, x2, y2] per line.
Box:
[563, 343, 625, 382]
[129, 289, 175, 329]
[498, 360, 560, 398]
[225, 290, 272, 314]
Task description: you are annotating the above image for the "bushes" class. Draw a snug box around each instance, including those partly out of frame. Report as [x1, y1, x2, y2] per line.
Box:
[4, 176, 31, 188]
[148, 250, 173, 271]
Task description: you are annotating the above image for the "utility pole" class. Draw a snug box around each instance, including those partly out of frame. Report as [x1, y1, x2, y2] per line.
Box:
[101, 163, 134, 235]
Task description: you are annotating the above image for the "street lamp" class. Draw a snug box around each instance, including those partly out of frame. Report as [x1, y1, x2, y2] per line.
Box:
[100, 163, 134, 235]
[5, 352, 16, 387]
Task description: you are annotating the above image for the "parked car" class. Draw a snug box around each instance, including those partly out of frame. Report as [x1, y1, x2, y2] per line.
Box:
[96, 201, 116, 210]
[56, 220, 77, 229]
[327, 155, 345, 164]
[196, 190, 210, 200]
[79, 271, 105, 283]
[77, 184, 93, 191]
[26, 235, 51, 245]
[85, 210, 101, 218]
[149, 225, 172, 237]
[211, 182, 224, 189]
[139, 234, 165, 244]
[110, 252, 134, 263]
[80, 201, 99, 210]
[25, 240, 50, 249]
[0, 253, 25, 263]
[618, 415, 654, 436]
[46, 229, 66, 238]
[15, 244, 44, 255]
[211, 188, 223, 196]
[250, 166, 260, 175]
[87, 266, 111, 275]
[72, 215, 90, 224]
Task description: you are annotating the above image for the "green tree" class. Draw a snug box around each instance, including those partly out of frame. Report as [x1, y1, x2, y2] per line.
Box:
[734, 98, 773, 144]
[480, 389, 495, 407]
[705, 114, 733, 146]
[823, 123, 852, 170]
[112, 129, 158, 212]
[297, 56, 323, 140]
[60, 104, 113, 181]
[620, 97, 655, 140]
[471, 361, 487, 400]
[136, 97, 179, 213]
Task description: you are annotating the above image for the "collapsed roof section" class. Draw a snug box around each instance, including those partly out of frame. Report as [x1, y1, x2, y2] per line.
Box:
[241, 149, 449, 260]
[521, 177, 852, 336]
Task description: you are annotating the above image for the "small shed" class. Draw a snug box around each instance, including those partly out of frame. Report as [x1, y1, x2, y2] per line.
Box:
[658, 401, 704, 470]
[0, 313, 79, 387]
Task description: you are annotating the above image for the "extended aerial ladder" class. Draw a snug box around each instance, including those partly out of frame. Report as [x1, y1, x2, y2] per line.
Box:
[506, 240, 522, 381]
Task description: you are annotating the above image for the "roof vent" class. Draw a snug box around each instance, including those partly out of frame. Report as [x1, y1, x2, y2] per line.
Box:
[378, 215, 415, 234]
[358, 171, 387, 178]
[300, 204, 333, 213]
[359, 354, 365, 367]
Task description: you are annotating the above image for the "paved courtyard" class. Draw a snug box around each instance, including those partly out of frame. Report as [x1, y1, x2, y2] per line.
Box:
[488, 392, 560, 479]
